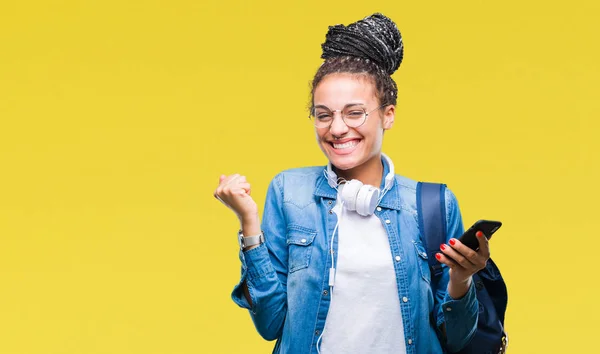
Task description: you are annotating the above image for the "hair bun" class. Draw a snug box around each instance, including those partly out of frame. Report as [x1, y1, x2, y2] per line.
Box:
[321, 13, 404, 75]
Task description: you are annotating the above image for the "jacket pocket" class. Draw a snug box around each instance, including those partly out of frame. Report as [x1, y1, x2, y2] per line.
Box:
[287, 226, 317, 273]
[412, 240, 431, 283]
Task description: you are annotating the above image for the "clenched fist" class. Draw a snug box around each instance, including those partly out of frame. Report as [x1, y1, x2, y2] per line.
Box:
[214, 174, 258, 222]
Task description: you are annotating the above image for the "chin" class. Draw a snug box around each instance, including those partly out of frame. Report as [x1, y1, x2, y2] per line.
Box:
[328, 156, 361, 171]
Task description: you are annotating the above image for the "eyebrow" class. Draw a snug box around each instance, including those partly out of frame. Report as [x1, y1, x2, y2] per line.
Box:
[314, 103, 366, 110]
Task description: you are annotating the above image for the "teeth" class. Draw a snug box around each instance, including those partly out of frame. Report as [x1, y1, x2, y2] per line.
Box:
[333, 140, 359, 149]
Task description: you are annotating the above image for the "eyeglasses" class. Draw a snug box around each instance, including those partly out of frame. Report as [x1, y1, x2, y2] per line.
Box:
[309, 104, 388, 129]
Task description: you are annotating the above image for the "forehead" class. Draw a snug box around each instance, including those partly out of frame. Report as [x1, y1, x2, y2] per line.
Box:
[313, 73, 377, 107]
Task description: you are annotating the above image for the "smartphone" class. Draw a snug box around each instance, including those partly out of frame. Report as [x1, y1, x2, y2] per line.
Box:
[458, 220, 502, 251]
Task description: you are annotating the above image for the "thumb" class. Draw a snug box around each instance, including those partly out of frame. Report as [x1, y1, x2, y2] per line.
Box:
[219, 174, 226, 183]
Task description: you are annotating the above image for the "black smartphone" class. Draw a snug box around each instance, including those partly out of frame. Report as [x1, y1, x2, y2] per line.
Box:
[458, 220, 502, 251]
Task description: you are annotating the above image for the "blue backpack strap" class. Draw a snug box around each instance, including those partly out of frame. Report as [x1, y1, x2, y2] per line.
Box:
[416, 182, 447, 278]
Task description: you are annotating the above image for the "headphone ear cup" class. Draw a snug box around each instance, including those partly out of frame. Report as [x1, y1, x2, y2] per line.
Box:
[340, 180, 363, 211]
[355, 185, 380, 216]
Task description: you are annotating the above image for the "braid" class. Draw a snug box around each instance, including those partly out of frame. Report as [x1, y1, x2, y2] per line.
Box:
[309, 13, 403, 113]
[321, 14, 404, 75]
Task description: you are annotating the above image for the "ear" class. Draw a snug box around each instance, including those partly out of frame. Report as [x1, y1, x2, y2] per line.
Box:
[382, 105, 395, 130]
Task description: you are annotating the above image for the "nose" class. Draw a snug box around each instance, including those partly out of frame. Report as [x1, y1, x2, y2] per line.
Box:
[329, 112, 349, 137]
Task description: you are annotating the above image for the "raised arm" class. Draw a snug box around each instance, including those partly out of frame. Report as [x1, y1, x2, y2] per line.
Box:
[216, 173, 289, 340]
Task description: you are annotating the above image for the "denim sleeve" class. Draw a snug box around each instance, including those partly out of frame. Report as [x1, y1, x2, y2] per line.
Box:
[432, 188, 479, 353]
[231, 173, 288, 341]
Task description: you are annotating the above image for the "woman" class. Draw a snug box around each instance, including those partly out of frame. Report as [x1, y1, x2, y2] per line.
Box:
[214, 13, 489, 354]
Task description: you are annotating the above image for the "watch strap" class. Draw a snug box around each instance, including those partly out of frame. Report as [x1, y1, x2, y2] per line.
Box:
[238, 230, 265, 250]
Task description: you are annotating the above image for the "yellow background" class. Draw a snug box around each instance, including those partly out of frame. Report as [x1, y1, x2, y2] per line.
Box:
[1, 1, 598, 353]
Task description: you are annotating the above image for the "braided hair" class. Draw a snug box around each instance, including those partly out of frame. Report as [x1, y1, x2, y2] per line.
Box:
[309, 13, 404, 113]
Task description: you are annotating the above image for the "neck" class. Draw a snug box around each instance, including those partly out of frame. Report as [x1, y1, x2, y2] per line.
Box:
[333, 154, 384, 188]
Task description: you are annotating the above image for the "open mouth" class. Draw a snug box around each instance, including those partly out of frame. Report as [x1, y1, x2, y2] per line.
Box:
[329, 139, 361, 154]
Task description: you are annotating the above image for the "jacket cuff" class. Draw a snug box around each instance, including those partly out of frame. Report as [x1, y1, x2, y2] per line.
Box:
[437, 280, 479, 352]
[231, 243, 276, 311]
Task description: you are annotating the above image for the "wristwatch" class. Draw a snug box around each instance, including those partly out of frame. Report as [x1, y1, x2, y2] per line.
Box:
[238, 230, 265, 251]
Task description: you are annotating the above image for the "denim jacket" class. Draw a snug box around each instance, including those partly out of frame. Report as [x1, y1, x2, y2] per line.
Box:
[231, 157, 478, 354]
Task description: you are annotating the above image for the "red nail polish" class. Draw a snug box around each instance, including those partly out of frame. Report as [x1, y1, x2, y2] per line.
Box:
[440, 244, 446, 250]
[435, 253, 442, 260]
[449, 239, 456, 246]
[476, 231, 483, 238]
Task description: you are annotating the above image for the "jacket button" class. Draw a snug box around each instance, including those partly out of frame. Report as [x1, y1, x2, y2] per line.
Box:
[385, 219, 391, 224]
[315, 329, 320, 335]
[328, 200, 332, 205]
[395, 256, 401, 262]
[402, 297, 408, 303]
[323, 290, 328, 296]
[329, 210, 333, 214]
[407, 339, 413, 345]
[376, 207, 382, 212]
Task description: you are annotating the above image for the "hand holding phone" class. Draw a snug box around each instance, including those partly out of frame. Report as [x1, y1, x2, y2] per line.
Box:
[458, 220, 502, 251]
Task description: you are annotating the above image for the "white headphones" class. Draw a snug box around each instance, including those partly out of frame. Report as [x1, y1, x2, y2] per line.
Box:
[324, 152, 395, 216]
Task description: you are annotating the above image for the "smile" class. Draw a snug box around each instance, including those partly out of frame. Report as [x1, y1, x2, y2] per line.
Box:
[328, 139, 362, 155]
[332, 140, 359, 149]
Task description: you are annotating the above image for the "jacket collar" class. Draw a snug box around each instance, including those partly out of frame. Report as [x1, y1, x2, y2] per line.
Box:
[314, 155, 402, 211]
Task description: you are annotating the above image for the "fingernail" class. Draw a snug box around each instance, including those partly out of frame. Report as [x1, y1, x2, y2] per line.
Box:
[435, 253, 442, 260]
[440, 244, 446, 250]
[476, 231, 483, 238]
[449, 239, 456, 246]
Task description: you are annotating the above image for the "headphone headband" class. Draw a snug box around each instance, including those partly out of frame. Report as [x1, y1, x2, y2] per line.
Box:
[381, 152, 395, 191]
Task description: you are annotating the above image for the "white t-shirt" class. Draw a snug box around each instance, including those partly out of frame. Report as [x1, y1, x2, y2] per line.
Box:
[319, 196, 407, 354]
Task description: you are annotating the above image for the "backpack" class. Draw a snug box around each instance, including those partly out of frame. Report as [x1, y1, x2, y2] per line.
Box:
[416, 182, 508, 354]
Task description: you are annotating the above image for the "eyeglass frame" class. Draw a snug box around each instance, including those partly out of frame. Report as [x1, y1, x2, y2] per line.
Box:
[308, 103, 389, 129]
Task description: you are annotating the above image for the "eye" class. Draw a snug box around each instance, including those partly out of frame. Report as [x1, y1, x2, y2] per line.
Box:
[316, 112, 332, 120]
[346, 110, 364, 117]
